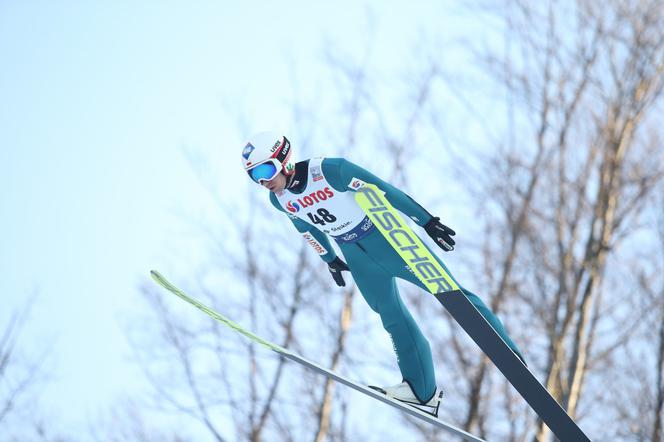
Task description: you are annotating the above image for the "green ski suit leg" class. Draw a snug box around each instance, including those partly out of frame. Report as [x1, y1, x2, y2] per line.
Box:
[369, 227, 525, 367]
[340, 229, 524, 403]
[341, 239, 436, 403]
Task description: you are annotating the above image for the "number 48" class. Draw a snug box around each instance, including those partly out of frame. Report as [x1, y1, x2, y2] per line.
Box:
[307, 208, 337, 226]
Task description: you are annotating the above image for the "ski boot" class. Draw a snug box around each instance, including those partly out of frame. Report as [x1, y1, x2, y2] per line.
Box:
[369, 381, 443, 417]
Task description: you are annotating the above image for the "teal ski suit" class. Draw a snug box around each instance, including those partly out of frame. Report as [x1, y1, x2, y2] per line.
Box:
[269, 157, 522, 403]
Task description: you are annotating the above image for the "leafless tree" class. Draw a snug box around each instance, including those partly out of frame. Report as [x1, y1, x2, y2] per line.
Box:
[126, 11, 451, 441]
[123, 2, 664, 441]
[128, 129, 368, 441]
[420, 0, 664, 440]
[129, 202, 332, 441]
[600, 202, 664, 441]
[88, 398, 190, 442]
[0, 295, 59, 441]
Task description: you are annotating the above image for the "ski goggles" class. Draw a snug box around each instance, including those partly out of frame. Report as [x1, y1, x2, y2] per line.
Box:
[247, 159, 281, 183]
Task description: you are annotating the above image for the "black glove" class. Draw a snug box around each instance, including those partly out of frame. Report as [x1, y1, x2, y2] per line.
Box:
[424, 217, 456, 252]
[328, 257, 350, 287]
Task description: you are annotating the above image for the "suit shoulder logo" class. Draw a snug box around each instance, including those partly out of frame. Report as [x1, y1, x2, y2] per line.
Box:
[348, 178, 368, 190]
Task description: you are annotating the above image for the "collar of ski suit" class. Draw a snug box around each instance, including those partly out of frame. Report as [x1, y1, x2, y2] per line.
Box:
[286, 160, 311, 194]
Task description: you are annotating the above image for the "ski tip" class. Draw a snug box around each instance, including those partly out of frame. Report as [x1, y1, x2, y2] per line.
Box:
[150, 270, 162, 281]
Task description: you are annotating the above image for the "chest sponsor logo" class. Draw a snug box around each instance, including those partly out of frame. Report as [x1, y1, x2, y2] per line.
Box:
[286, 187, 335, 213]
[330, 221, 351, 232]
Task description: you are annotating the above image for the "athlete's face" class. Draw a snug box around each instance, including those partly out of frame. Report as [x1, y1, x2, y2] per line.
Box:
[262, 172, 287, 193]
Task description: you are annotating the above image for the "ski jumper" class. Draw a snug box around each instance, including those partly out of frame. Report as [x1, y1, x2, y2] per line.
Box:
[269, 157, 523, 403]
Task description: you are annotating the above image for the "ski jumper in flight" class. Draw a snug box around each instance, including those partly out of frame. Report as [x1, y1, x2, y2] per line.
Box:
[242, 132, 524, 415]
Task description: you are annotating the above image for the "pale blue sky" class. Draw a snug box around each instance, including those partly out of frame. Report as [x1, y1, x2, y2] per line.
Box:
[1, 1, 483, 436]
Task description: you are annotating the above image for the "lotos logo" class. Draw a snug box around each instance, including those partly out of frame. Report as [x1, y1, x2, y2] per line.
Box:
[286, 201, 301, 213]
[302, 232, 328, 255]
[242, 143, 255, 160]
[286, 187, 335, 212]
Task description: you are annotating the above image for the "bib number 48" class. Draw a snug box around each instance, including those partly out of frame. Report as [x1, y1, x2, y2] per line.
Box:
[307, 208, 337, 226]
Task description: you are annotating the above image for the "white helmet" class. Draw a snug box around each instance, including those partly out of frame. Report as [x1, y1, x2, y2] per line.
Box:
[241, 131, 295, 183]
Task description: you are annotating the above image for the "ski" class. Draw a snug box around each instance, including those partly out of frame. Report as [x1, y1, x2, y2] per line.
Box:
[354, 183, 592, 442]
[150, 270, 485, 442]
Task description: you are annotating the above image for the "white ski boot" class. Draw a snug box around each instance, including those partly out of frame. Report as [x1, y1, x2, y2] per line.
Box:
[369, 381, 443, 417]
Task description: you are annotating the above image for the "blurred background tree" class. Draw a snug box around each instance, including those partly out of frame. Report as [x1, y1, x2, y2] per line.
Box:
[3, 1, 662, 441]
[128, 1, 664, 441]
